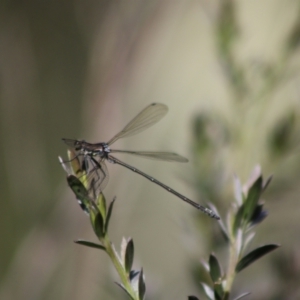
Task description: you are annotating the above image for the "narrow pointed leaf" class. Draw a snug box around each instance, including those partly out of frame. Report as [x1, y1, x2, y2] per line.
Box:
[67, 149, 80, 172]
[105, 196, 116, 233]
[138, 268, 146, 300]
[209, 254, 222, 282]
[200, 282, 214, 300]
[90, 209, 105, 239]
[66, 150, 88, 186]
[75, 240, 106, 251]
[233, 204, 244, 236]
[67, 175, 96, 214]
[236, 244, 280, 273]
[95, 193, 106, 222]
[233, 292, 251, 300]
[243, 176, 263, 223]
[209, 254, 223, 299]
[67, 175, 89, 198]
[125, 239, 134, 274]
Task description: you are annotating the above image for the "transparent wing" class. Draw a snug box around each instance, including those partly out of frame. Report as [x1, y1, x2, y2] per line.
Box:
[110, 150, 188, 162]
[107, 103, 168, 146]
[62, 138, 79, 148]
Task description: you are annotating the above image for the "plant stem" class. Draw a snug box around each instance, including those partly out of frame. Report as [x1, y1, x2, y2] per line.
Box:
[102, 235, 137, 299]
[223, 238, 238, 299]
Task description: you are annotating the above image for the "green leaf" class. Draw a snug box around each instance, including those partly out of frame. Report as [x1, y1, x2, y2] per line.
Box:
[243, 176, 263, 223]
[95, 193, 106, 221]
[75, 240, 106, 251]
[125, 239, 134, 275]
[90, 209, 105, 239]
[67, 149, 81, 174]
[209, 254, 222, 283]
[235, 244, 280, 273]
[66, 150, 89, 187]
[67, 175, 88, 198]
[105, 197, 116, 233]
[209, 254, 223, 299]
[138, 268, 146, 300]
[233, 204, 244, 236]
[67, 175, 95, 214]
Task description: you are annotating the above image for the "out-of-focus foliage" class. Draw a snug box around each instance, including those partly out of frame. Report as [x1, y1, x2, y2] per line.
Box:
[191, 1, 300, 299]
[191, 167, 279, 300]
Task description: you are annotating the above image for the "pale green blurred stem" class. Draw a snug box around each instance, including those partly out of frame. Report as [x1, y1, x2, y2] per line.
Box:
[223, 238, 239, 300]
[102, 235, 138, 300]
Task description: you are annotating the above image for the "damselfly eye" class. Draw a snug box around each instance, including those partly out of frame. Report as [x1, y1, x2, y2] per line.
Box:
[74, 141, 82, 151]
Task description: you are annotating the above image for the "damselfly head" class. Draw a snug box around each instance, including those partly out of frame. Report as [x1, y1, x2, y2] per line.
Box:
[73, 140, 84, 151]
[62, 138, 84, 152]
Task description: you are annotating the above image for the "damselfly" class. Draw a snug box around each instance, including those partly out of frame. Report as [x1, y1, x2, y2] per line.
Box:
[62, 103, 219, 220]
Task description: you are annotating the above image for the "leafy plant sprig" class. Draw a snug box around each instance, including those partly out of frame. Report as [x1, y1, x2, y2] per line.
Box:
[59, 150, 146, 300]
[60, 149, 279, 299]
[189, 165, 279, 300]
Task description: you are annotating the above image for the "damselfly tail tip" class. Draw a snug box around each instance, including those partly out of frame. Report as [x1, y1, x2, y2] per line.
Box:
[210, 212, 220, 220]
[202, 207, 220, 220]
[211, 213, 220, 220]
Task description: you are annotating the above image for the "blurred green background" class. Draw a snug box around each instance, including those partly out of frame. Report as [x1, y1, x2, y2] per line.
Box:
[1, 1, 300, 299]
